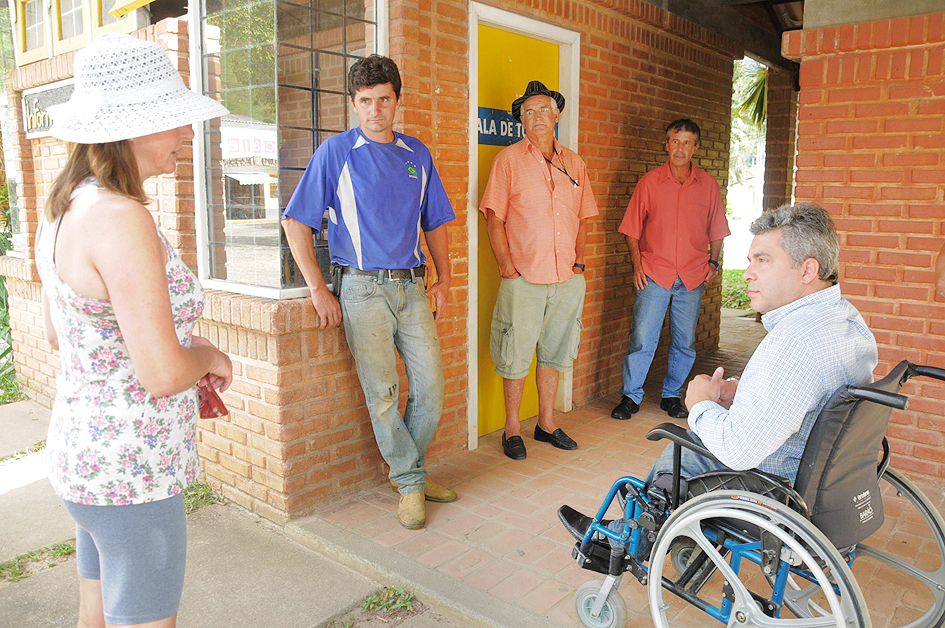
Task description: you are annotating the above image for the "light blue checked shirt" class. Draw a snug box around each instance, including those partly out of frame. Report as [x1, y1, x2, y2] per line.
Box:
[689, 284, 878, 482]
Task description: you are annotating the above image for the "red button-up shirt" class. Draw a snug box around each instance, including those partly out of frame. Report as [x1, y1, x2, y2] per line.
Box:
[618, 162, 730, 290]
[479, 137, 598, 284]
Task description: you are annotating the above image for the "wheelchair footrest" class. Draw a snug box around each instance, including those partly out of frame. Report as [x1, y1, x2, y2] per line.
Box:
[571, 540, 614, 576]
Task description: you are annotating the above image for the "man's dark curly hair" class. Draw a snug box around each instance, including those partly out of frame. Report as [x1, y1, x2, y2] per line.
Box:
[348, 54, 402, 99]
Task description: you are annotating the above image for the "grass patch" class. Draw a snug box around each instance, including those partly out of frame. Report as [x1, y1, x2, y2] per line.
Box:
[0, 541, 76, 583]
[363, 587, 416, 614]
[183, 478, 225, 513]
[0, 180, 22, 406]
[721, 268, 752, 310]
[329, 586, 436, 627]
[0, 439, 44, 466]
[0, 366, 22, 405]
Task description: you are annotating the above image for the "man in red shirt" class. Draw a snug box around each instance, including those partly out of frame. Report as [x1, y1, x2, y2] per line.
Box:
[612, 119, 730, 421]
[480, 81, 599, 460]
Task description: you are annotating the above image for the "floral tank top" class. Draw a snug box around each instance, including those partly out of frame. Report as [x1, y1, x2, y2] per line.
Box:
[35, 180, 204, 506]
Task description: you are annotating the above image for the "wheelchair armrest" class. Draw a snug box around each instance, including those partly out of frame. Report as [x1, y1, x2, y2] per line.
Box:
[646, 422, 811, 516]
[645, 423, 725, 467]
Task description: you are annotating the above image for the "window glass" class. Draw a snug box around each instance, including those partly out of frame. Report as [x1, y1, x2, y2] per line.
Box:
[59, 0, 84, 39]
[199, 0, 377, 290]
[99, 0, 124, 25]
[24, 0, 44, 51]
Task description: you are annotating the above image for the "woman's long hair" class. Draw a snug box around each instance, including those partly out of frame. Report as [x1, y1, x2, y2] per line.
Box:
[44, 141, 147, 220]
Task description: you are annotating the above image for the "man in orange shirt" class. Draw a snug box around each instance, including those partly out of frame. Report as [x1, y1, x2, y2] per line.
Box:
[612, 119, 730, 421]
[480, 81, 599, 460]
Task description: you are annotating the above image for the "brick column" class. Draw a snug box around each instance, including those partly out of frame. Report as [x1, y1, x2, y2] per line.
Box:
[784, 12, 945, 481]
[763, 67, 798, 210]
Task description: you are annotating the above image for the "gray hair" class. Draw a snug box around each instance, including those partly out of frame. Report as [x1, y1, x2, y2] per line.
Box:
[749, 203, 840, 283]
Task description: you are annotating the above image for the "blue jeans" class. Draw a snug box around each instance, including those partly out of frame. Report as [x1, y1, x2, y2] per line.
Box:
[644, 432, 728, 487]
[340, 274, 444, 495]
[621, 276, 704, 403]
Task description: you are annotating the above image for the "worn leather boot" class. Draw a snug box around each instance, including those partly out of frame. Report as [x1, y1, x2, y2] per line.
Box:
[390, 478, 458, 503]
[397, 492, 426, 529]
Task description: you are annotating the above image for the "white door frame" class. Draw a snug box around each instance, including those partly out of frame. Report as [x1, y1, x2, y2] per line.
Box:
[466, 3, 581, 450]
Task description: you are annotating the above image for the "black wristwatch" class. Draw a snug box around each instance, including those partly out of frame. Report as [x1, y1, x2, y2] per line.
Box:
[573, 263, 586, 272]
[707, 259, 720, 271]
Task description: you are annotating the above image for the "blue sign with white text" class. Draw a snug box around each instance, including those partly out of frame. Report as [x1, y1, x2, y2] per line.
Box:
[477, 107, 525, 147]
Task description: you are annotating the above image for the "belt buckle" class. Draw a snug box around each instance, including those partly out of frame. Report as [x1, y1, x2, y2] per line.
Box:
[384, 269, 400, 282]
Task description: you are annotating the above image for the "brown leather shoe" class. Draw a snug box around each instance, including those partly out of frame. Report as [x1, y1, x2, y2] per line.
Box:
[390, 478, 458, 503]
[397, 492, 426, 529]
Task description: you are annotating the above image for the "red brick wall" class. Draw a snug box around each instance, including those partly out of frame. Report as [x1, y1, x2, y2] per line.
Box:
[784, 11, 945, 481]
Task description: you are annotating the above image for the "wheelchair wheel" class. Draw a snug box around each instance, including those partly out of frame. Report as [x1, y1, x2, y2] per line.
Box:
[648, 491, 870, 628]
[851, 468, 945, 628]
[670, 538, 698, 574]
[574, 580, 627, 628]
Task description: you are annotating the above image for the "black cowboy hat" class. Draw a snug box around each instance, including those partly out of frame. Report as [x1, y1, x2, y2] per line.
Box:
[511, 80, 566, 122]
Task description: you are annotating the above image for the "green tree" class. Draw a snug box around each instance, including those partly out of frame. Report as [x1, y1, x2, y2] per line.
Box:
[729, 58, 767, 187]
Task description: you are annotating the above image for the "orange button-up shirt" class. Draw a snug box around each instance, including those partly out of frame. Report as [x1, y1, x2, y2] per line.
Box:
[479, 137, 599, 284]
[618, 162, 730, 291]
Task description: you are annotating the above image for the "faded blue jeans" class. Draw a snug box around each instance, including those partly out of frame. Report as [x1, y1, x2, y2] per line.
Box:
[340, 274, 444, 495]
[621, 276, 705, 403]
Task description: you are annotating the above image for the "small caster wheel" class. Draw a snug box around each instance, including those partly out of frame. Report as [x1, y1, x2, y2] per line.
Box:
[574, 580, 628, 628]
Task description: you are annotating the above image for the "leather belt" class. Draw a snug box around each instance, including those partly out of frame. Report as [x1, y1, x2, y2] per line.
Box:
[342, 266, 426, 281]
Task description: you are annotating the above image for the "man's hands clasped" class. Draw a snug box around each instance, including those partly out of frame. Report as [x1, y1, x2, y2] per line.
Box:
[685, 366, 739, 411]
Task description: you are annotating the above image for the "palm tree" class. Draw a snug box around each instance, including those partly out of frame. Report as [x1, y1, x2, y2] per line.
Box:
[729, 58, 768, 187]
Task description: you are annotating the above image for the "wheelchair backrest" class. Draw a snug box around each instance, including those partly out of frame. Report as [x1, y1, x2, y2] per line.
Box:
[793, 360, 913, 548]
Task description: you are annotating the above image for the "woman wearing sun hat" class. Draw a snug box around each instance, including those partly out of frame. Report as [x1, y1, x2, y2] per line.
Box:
[36, 33, 231, 628]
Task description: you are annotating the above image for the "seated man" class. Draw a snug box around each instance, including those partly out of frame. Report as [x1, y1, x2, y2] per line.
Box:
[646, 202, 878, 490]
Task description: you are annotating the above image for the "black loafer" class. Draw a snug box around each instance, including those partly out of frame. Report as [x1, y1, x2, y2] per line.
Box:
[534, 425, 578, 450]
[611, 396, 640, 420]
[660, 397, 689, 419]
[502, 433, 527, 460]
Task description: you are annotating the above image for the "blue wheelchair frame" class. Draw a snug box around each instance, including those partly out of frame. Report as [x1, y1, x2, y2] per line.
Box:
[575, 475, 854, 624]
[562, 361, 945, 628]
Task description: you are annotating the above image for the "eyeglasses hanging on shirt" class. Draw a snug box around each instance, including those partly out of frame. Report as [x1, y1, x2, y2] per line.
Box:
[544, 146, 579, 188]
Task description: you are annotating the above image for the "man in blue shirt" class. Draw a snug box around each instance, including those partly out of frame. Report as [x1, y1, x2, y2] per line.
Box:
[282, 55, 456, 530]
[646, 203, 878, 488]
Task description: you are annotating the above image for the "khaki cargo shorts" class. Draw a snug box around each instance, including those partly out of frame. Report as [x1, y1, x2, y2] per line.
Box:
[490, 273, 586, 379]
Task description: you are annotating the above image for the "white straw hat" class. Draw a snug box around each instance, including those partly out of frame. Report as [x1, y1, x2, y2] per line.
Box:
[49, 33, 228, 144]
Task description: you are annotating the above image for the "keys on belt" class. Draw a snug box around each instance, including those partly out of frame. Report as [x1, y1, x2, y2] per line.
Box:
[342, 266, 426, 281]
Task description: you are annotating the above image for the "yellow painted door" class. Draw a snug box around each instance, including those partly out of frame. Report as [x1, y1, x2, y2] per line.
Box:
[477, 25, 559, 436]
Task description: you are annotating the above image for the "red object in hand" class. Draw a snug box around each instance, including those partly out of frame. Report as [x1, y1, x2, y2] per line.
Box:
[197, 382, 228, 418]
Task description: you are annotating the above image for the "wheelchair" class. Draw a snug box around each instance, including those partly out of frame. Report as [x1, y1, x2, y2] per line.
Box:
[559, 360, 945, 628]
